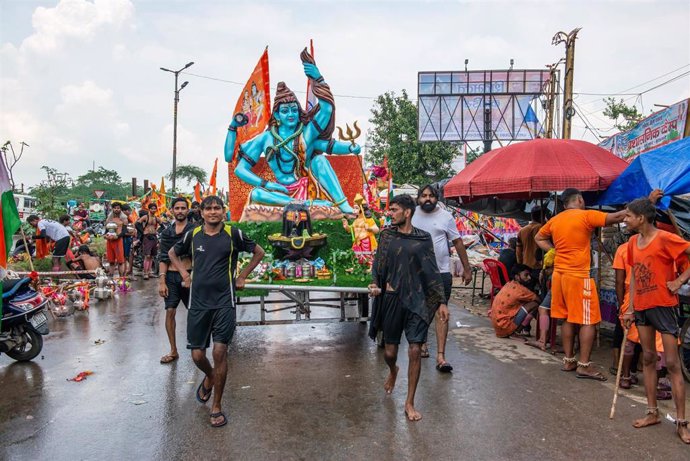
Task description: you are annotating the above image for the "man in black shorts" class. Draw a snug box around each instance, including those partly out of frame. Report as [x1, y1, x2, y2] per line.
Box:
[158, 197, 195, 364]
[169, 195, 265, 428]
[368, 194, 447, 422]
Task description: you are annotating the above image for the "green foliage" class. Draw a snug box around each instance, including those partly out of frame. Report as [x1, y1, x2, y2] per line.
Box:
[231, 219, 370, 294]
[29, 166, 71, 219]
[464, 145, 484, 166]
[368, 90, 458, 186]
[170, 164, 207, 187]
[28, 166, 142, 218]
[232, 220, 354, 260]
[602, 97, 643, 132]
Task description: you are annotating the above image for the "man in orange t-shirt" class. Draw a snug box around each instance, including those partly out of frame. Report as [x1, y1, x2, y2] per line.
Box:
[621, 197, 690, 444]
[612, 240, 664, 390]
[489, 264, 540, 337]
[535, 188, 626, 380]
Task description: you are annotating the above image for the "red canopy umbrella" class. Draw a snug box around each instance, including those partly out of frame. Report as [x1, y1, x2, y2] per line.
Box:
[444, 138, 628, 202]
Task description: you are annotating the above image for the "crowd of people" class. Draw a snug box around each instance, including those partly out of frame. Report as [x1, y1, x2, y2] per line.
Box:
[488, 188, 690, 444]
[17, 187, 690, 443]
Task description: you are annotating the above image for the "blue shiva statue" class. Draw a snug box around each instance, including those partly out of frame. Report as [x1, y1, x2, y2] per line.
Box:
[224, 48, 360, 214]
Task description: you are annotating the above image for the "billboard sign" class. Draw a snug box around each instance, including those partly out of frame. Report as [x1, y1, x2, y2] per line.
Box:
[418, 70, 551, 142]
[598, 99, 688, 161]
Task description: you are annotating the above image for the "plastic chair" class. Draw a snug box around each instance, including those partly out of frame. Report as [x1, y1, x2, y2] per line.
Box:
[482, 259, 509, 307]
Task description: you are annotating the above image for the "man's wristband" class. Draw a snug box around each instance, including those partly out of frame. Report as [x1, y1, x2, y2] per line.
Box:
[159, 273, 166, 278]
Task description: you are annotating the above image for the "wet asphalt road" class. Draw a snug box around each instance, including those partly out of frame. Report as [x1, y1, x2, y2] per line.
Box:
[1, 281, 689, 460]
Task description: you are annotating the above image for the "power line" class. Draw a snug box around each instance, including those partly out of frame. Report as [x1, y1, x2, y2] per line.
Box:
[579, 64, 690, 105]
[582, 70, 690, 117]
[181, 70, 377, 100]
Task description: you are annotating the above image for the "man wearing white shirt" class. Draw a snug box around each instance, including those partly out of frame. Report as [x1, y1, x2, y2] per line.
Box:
[411, 185, 472, 373]
[27, 215, 71, 271]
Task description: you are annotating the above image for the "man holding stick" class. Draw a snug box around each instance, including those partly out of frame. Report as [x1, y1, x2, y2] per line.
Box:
[621, 197, 690, 444]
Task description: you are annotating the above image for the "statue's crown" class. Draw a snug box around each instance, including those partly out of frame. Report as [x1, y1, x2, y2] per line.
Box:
[273, 82, 299, 108]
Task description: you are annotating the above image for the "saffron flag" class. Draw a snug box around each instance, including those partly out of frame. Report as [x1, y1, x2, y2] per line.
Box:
[158, 178, 167, 215]
[305, 39, 317, 112]
[230, 48, 271, 163]
[209, 158, 218, 196]
[194, 182, 202, 203]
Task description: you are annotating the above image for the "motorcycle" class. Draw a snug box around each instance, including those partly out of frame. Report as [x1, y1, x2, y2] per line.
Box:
[0, 277, 50, 362]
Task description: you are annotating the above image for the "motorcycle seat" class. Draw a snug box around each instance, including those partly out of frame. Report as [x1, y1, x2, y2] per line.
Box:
[2, 278, 30, 299]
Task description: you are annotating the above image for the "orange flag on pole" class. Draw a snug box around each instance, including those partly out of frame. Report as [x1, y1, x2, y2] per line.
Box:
[194, 182, 202, 203]
[158, 177, 167, 215]
[209, 159, 218, 196]
[230, 48, 270, 164]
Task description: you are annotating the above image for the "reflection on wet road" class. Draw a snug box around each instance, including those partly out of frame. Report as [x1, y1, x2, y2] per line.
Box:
[1, 284, 688, 460]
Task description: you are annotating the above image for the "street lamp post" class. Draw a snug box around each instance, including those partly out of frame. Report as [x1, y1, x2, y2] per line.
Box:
[160, 61, 194, 192]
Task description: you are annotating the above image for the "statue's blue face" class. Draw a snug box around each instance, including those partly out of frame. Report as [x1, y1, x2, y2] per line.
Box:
[276, 102, 299, 129]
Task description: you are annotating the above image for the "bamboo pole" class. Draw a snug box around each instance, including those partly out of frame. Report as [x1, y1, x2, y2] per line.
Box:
[610, 270, 634, 419]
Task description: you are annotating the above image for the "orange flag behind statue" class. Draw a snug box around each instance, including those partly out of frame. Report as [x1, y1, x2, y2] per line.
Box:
[209, 159, 218, 196]
[194, 182, 202, 203]
[230, 48, 271, 164]
[158, 178, 167, 214]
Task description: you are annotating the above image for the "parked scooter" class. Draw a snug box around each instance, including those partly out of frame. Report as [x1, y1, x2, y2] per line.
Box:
[0, 277, 50, 362]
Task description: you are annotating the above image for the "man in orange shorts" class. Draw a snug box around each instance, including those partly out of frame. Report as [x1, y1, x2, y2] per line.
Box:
[105, 202, 127, 276]
[535, 188, 626, 380]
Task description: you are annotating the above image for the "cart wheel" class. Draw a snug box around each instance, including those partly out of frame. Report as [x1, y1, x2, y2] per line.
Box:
[680, 316, 690, 384]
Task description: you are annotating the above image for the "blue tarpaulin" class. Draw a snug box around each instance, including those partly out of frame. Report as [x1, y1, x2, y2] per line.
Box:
[597, 136, 690, 210]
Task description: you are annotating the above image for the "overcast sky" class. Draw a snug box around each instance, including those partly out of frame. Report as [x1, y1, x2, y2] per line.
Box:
[1, 0, 689, 191]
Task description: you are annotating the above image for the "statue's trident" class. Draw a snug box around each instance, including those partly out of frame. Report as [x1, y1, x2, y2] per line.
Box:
[337, 121, 373, 209]
[337, 121, 362, 146]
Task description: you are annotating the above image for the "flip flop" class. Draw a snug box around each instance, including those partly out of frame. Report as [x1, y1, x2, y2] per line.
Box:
[160, 354, 178, 364]
[420, 348, 430, 358]
[576, 372, 607, 382]
[436, 362, 453, 373]
[210, 411, 227, 428]
[196, 380, 212, 404]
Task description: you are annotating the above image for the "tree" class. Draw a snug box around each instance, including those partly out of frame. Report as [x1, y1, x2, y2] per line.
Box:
[464, 145, 484, 166]
[71, 167, 130, 201]
[29, 166, 73, 219]
[1, 141, 28, 192]
[169, 164, 207, 187]
[602, 97, 643, 131]
[367, 90, 458, 186]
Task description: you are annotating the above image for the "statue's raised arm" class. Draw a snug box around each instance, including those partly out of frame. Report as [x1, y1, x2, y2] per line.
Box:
[300, 48, 336, 145]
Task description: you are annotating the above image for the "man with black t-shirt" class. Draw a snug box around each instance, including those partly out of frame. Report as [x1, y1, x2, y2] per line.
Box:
[158, 197, 195, 365]
[169, 195, 264, 428]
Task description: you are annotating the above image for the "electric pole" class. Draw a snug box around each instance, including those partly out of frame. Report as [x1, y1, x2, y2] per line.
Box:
[552, 28, 581, 140]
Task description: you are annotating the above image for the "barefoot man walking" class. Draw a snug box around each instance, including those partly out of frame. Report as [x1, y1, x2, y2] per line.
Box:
[169, 195, 264, 427]
[622, 197, 690, 444]
[369, 194, 447, 422]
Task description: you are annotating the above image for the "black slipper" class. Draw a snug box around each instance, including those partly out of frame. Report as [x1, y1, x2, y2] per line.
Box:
[576, 372, 607, 382]
[196, 380, 212, 403]
[436, 362, 453, 373]
[210, 411, 227, 427]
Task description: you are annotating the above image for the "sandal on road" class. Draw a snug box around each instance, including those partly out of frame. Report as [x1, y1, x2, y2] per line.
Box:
[576, 371, 607, 381]
[210, 411, 227, 428]
[160, 354, 178, 364]
[436, 362, 453, 373]
[575, 361, 607, 381]
[196, 379, 213, 404]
